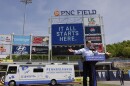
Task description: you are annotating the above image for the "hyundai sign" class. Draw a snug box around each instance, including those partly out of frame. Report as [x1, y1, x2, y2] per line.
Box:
[51, 23, 84, 45]
[12, 45, 30, 54]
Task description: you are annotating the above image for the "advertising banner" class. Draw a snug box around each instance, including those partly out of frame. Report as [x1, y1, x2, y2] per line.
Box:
[13, 35, 31, 45]
[12, 45, 30, 54]
[0, 55, 8, 58]
[0, 44, 10, 55]
[85, 35, 102, 43]
[32, 36, 49, 46]
[85, 26, 101, 34]
[32, 46, 49, 54]
[52, 45, 84, 55]
[84, 17, 100, 26]
[51, 23, 84, 45]
[0, 35, 11, 44]
[93, 43, 103, 53]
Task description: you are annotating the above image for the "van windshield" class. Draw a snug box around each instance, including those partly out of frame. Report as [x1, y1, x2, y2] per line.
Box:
[8, 66, 17, 74]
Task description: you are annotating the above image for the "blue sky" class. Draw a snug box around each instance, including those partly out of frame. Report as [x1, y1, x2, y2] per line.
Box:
[0, 0, 130, 44]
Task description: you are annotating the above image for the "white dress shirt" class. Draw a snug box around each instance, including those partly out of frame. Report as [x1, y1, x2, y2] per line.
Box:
[74, 47, 105, 58]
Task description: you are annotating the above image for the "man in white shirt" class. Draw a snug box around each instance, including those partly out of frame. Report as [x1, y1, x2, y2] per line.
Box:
[68, 41, 110, 86]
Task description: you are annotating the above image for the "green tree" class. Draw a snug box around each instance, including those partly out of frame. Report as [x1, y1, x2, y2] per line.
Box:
[106, 40, 130, 58]
[122, 47, 130, 58]
[106, 44, 117, 57]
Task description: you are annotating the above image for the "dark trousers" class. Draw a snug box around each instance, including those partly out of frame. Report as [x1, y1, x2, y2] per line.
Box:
[119, 77, 124, 85]
[83, 61, 97, 86]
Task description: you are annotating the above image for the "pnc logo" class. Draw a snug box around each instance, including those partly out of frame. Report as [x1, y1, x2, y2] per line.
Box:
[54, 10, 60, 16]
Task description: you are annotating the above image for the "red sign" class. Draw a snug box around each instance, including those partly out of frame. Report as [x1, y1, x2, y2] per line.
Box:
[0, 45, 6, 52]
[85, 35, 102, 43]
[33, 37, 43, 44]
[93, 44, 103, 52]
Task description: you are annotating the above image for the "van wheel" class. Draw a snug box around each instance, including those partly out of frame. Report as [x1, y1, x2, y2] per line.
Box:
[8, 80, 16, 86]
[50, 79, 57, 86]
[1, 76, 5, 84]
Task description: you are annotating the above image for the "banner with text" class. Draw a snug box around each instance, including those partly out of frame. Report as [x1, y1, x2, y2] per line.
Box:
[13, 35, 31, 45]
[32, 36, 49, 46]
[12, 45, 30, 54]
[32, 46, 49, 54]
[51, 23, 84, 45]
[0, 44, 10, 55]
[93, 43, 103, 53]
[85, 35, 102, 43]
[0, 35, 11, 44]
[85, 55, 105, 61]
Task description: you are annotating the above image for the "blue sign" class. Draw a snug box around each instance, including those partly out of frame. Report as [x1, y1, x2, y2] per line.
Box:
[12, 45, 30, 54]
[52, 23, 84, 45]
[85, 55, 105, 61]
[13, 35, 31, 45]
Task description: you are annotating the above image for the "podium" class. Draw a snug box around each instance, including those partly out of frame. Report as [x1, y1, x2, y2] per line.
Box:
[84, 55, 105, 86]
[85, 55, 105, 61]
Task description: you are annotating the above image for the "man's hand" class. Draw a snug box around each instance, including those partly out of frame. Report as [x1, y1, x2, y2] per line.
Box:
[105, 52, 111, 55]
[68, 48, 74, 52]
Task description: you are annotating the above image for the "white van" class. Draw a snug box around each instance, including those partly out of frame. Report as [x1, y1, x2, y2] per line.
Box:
[4, 63, 75, 86]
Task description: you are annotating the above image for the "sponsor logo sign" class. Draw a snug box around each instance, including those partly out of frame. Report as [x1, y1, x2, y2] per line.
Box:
[12, 45, 30, 54]
[32, 46, 49, 54]
[85, 55, 105, 61]
[54, 10, 96, 16]
[85, 26, 101, 34]
[32, 36, 49, 46]
[84, 17, 100, 26]
[13, 35, 31, 45]
[93, 43, 103, 52]
[32, 36, 43, 44]
[85, 35, 102, 43]
[0, 45, 10, 55]
[51, 23, 84, 45]
[0, 35, 11, 44]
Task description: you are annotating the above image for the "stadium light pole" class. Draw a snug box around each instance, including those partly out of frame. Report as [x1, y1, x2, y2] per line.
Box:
[20, 0, 32, 35]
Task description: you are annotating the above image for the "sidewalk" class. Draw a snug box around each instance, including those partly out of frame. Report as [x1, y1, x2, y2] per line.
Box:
[98, 81, 130, 86]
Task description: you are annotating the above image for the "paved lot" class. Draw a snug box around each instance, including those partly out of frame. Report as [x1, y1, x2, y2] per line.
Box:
[1, 81, 130, 86]
[98, 81, 130, 86]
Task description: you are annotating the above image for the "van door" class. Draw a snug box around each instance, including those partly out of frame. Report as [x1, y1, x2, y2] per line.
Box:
[5, 66, 18, 82]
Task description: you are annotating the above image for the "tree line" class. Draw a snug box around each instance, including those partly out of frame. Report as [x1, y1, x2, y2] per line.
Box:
[106, 40, 130, 58]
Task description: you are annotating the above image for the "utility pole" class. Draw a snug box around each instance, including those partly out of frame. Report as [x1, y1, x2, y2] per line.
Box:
[20, 0, 32, 35]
